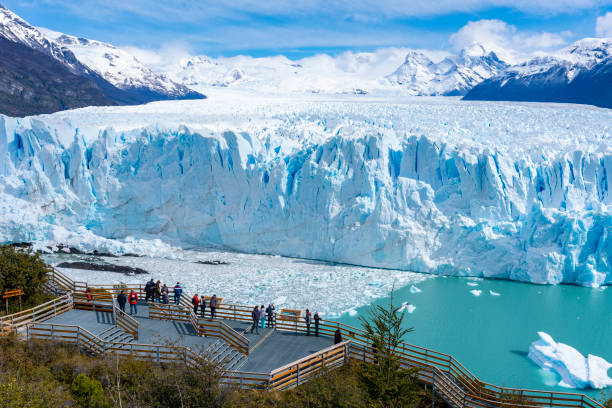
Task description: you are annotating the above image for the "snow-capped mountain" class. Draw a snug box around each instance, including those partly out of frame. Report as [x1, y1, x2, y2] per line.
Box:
[464, 38, 612, 108]
[0, 4, 85, 74]
[1, 95, 609, 286]
[0, 3, 204, 116]
[40, 29, 204, 101]
[386, 43, 509, 96]
[166, 49, 420, 94]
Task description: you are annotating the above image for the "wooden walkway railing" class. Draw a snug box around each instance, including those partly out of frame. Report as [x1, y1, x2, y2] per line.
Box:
[276, 318, 604, 408]
[148, 303, 249, 356]
[45, 268, 604, 408]
[26, 322, 207, 368]
[269, 341, 350, 390]
[0, 293, 73, 334]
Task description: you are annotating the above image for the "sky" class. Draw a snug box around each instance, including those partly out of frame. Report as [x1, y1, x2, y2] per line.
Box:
[2, 0, 612, 60]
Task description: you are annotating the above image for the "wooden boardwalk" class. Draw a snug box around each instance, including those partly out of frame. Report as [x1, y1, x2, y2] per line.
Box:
[0, 268, 604, 408]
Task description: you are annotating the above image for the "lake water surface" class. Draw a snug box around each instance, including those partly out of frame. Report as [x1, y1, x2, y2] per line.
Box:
[337, 276, 611, 399]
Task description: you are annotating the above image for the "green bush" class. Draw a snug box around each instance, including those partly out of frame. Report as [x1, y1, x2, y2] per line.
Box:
[0, 244, 50, 310]
[71, 374, 106, 407]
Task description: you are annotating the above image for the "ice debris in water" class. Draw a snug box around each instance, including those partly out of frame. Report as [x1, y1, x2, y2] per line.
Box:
[410, 285, 422, 294]
[528, 332, 612, 389]
[46, 250, 430, 316]
[470, 289, 482, 296]
[489, 290, 501, 296]
[399, 301, 416, 313]
[1, 95, 610, 287]
[467, 282, 479, 287]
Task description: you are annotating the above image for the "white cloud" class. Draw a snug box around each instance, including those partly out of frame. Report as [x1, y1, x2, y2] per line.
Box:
[449, 19, 568, 63]
[122, 42, 194, 72]
[596, 12, 612, 37]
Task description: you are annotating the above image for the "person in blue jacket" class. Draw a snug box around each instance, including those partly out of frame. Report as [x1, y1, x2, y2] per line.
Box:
[173, 282, 183, 305]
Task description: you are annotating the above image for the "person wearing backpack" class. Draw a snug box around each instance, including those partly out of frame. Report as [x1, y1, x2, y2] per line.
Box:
[192, 294, 200, 315]
[128, 290, 138, 315]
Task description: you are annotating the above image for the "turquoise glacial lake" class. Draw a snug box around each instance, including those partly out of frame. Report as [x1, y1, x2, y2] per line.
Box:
[336, 276, 611, 399]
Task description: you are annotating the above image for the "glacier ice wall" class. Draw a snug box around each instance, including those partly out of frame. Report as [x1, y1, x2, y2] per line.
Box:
[0, 98, 610, 286]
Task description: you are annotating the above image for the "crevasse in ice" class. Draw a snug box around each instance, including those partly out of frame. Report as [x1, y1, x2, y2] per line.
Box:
[0, 95, 610, 286]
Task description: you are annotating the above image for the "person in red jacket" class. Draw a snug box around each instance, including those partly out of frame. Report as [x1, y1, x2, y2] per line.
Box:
[128, 290, 138, 315]
[192, 294, 200, 315]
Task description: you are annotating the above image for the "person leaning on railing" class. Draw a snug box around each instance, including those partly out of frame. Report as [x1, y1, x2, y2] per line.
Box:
[210, 295, 218, 319]
[266, 303, 275, 328]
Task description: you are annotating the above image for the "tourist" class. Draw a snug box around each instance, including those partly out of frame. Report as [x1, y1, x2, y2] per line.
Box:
[161, 284, 169, 304]
[334, 328, 342, 344]
[210, 294, 218, 319]
[128, 290, 138, 315]
[314, 312, 321, 336]
[117, 290, 127, 313]
[200, 297, 207, 318]
[85, 287, 92, 302]
[305, 309, 311, 336]
[173, 282, 183, 305]
[145, 278, 154, 302]
[192, 294, 200, 315]
[250, 306, 260, 334]
[260, 304, 266, 329]
[266, 303, 275, 328]
[155, 280, 162, 302]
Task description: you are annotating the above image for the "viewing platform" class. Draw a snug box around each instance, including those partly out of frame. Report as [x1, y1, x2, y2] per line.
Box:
[0, 268, 604, 408]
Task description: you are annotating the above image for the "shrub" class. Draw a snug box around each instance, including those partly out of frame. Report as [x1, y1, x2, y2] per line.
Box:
[0, 244, 50, 311]
[71, 374, 106, 407]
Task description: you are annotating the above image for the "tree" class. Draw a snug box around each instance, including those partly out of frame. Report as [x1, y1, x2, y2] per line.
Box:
[0, 245, 50, 308]
[357, 288, 421, 408]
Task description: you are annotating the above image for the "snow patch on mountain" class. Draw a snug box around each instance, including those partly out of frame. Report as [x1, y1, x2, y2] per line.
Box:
[0, 94, 610, 287]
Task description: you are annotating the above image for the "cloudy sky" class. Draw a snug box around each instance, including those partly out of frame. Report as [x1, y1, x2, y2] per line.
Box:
[3, 0, 612, 60]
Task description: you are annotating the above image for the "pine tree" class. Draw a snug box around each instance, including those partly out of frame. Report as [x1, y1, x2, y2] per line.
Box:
[358, 288, 420, 408]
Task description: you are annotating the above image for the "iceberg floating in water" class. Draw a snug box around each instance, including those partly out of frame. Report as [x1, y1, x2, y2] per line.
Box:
[470, 289, 482, 296]
[399, 302, 416, 313]
[528, 332, 612, 389]
[467, 282, 479, 287]
[0, 96, 610, 287]
[409, 285, 422, 294]
[489, 290, 501, 296]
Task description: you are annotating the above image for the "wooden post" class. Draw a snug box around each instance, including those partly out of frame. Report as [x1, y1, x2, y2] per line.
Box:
[5, 297, 7, 314]
[431, 370, 435, 408]
[18, 295, 22, 312]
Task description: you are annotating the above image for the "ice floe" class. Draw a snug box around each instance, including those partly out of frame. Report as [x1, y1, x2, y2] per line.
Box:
[528, 332, 612, 389]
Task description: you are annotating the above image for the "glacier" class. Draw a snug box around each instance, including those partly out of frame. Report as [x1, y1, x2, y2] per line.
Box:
[0, 92, 610, 286]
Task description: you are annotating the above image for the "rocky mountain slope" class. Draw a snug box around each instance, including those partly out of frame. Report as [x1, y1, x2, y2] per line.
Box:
[464, 39, 612, 108]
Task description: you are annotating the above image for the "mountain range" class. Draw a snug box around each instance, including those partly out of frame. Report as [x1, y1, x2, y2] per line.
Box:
[0, 2, 610, 115]
[463, 39, 612, 109]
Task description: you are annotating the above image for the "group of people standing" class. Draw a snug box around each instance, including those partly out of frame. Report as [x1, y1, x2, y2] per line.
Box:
[144, 279, 183, 305]
[249, 304, 276, 334]
[191, 293, 219, 319]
